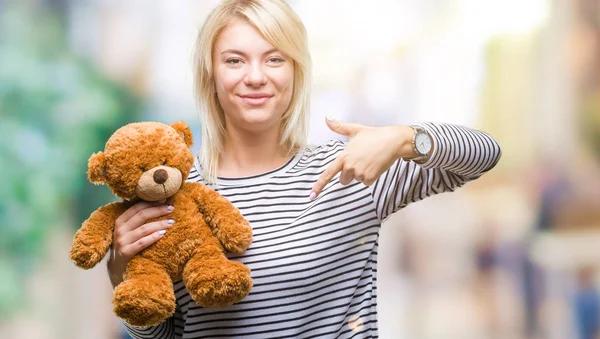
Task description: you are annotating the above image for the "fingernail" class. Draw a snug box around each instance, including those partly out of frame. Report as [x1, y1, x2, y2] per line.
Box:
[326, 116, 333, 122]
[166, 219, 175, 225]
[166, 205, 174, 212]
[158, 230, 166, 235]
[309, 191, 316, 201]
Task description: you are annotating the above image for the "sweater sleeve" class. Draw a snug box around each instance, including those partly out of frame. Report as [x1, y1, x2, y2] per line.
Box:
[370, 122, 502, 222]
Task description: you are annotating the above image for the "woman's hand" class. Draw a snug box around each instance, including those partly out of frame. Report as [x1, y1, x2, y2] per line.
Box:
[310, 118, 417, 200]
[107, 200, 174, 288]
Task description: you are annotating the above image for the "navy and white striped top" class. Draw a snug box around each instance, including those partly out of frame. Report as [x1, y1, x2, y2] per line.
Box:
[124, 122, 501, 338]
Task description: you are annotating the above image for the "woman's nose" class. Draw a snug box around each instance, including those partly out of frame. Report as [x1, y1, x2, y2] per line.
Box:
[244, 63, 267, 87]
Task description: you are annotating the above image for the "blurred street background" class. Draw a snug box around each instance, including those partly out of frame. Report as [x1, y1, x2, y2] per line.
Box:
[1, 0, 599, 338]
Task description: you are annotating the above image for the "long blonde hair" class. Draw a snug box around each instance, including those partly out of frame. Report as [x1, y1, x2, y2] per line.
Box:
[193, 0, 312, 184]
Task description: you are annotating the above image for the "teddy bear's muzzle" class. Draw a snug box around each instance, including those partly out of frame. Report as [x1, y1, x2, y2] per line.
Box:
[136, 166, 182, 201]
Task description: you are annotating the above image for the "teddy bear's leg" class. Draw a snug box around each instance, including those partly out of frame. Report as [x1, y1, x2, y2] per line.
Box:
[113, 256, 175, 327]
[182, 244, 252, 308]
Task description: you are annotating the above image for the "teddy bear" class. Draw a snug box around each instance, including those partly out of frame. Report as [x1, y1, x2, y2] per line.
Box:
[69, 121, 253, 327]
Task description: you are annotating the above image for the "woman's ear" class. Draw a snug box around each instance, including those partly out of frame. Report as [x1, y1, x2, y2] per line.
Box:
[87, 152, 107, 184]
[171, 121, 193, 147]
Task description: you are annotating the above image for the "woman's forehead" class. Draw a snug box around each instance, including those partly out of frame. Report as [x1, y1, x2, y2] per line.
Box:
[215, 19, 277, 55]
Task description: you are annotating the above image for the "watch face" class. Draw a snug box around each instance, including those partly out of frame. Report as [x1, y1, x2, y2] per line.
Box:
[415, 132, 432, 154]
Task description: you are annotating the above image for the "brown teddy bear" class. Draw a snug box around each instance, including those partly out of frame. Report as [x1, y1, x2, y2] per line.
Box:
[69, 121, 253, 327]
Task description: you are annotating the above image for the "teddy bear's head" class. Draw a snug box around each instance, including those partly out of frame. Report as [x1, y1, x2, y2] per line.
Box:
[87, 121, 195, 201]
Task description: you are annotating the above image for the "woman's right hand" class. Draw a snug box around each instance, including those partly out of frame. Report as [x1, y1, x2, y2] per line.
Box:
[107, 200, 174, 288]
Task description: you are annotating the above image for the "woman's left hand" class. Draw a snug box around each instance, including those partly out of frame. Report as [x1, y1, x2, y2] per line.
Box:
[310, 118, 417, 200]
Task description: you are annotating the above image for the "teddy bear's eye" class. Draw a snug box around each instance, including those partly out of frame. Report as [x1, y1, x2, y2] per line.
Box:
[139, 165, 147, 172]
[162, 160, 167, 166]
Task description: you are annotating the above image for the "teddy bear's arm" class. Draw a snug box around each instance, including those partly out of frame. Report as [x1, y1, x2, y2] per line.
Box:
[187, 183, 252, 253]
[70, 201, 128, 269]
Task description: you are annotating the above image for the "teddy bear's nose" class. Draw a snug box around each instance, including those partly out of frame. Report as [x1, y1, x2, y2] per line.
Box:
[153, 169, 168, 184]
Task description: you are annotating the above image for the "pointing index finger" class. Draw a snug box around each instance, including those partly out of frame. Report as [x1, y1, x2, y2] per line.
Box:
[310, 155, 344, 200]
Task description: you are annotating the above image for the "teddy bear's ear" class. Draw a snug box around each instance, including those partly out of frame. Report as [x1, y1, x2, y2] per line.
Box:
[87, 151, 107, 184]
[171, 121, 193, 147]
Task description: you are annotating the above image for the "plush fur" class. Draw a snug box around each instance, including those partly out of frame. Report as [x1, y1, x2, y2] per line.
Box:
[69, 121, 253, 327]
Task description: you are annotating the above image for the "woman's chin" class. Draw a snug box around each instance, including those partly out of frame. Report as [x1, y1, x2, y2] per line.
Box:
[239, 111, 279, 128]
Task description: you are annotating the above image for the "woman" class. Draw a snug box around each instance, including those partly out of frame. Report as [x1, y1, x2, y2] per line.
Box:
[109, 0, 502, 338]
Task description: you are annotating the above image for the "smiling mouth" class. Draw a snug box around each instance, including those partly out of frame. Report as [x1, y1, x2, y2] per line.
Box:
[238, 95, 272, 106]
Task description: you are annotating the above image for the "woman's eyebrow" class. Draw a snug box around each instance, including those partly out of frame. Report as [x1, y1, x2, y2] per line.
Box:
[220, 48, 279, 56]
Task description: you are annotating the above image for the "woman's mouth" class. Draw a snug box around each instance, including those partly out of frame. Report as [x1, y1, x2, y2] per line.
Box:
[238, 94, 273, 106]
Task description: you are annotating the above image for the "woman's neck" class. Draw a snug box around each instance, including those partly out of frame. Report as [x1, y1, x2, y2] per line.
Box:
[218, 126, 291, 178]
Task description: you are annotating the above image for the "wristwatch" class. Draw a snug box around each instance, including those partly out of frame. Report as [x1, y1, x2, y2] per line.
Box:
[407, 125, 433, 164]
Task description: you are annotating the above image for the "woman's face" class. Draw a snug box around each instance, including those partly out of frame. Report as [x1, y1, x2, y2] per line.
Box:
[213, 19, 294, 134]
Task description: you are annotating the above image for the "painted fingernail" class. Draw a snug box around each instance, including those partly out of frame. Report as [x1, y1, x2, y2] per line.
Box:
[166, 205, 174, 212]
[326, 116, 333, 121]
[165, 219, 175, 225]
[309, 191, 317, 201]
[157, 230, 166, 235]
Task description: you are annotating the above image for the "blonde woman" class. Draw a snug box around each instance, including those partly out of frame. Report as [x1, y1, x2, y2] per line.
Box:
[109, 0, 502, 338]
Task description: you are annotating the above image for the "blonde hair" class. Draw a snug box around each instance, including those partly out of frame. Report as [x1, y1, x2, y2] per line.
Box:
[193, 0, 312, 184]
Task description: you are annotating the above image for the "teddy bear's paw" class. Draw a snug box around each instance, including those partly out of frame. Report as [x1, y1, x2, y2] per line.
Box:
[221, 223, 253, 253]
[69, 243, 105, 269]
[185, 260, 252, 308]
[113, 280, 176, 327]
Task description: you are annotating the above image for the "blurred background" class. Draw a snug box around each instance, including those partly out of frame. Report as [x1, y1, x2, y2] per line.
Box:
[1, 0, 599, 338]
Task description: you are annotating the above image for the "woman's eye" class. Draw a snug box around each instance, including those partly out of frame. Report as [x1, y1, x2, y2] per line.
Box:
[268, 57, 285, 64]
[225, 58, 242, 65]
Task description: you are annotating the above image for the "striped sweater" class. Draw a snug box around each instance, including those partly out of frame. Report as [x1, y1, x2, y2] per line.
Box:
[124, 122, 502, 338]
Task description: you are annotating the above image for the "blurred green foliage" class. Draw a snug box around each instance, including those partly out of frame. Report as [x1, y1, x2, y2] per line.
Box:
[0, 4, 142, 317]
